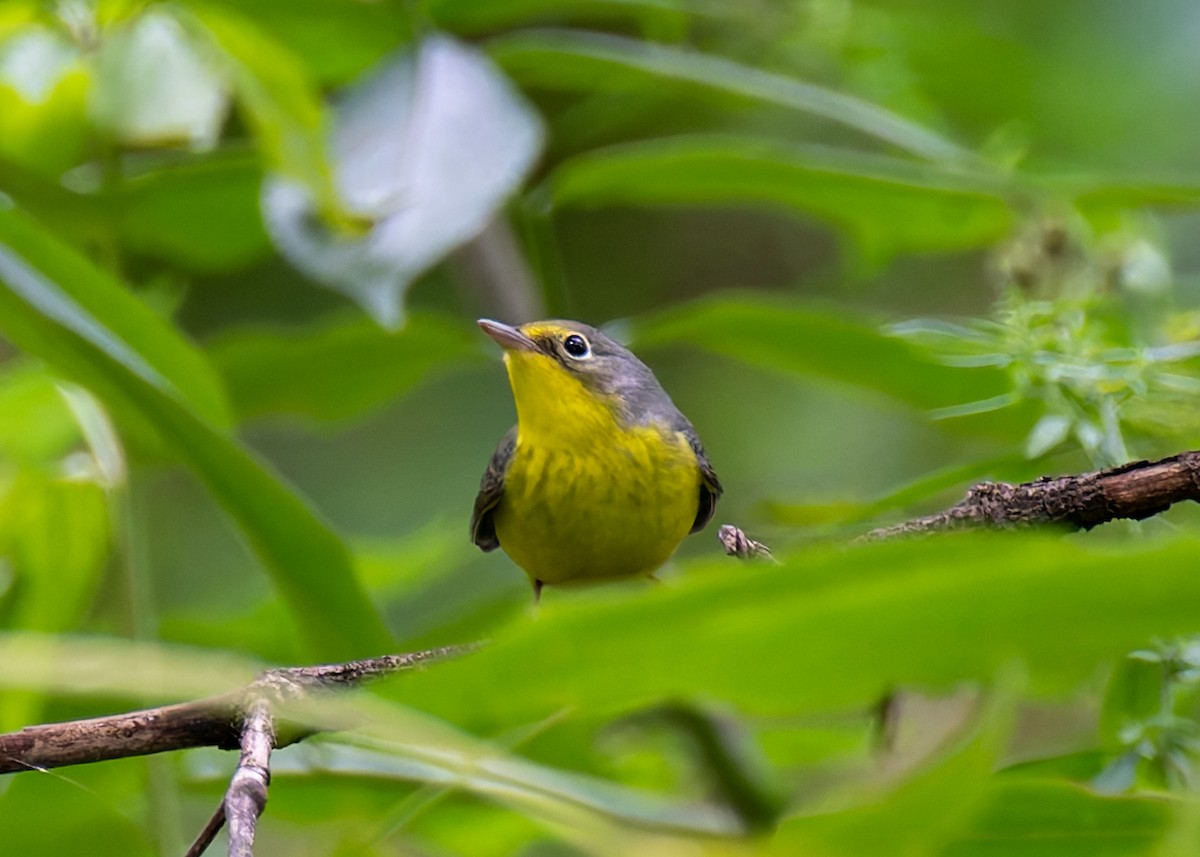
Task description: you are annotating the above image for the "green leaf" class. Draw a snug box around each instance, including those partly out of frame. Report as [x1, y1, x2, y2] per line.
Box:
[629, 295, 1009, 413]
[0, 360, 83, 463]
[939, 780, 1172, 857]
[489, 29, 976, 164]
[778, 682, 1014, 856]
[379, 796, 547, 857]
[116, 154, 270, 271]
[269, 732, 741, 838]
[263, 35, 543, 327]
[1099, 653, 1167, 753]
[0, 155, 103, 244]
[0, 771, 153, 857]
[207, 312, 479, 422]
[0, 632, 260, 701]
[0, 472, 109, 635]
[353, 519, 477, 598]
[547, 136, 1015, 265]
[387, 533, 1200, 732]
[1024, 413, 1073, 458]
[0, 207, 231, 426]
[431, 0, 689, 35]
[0, 206, 391, 658]
[0, 470, 110, 730]
[1067, 178, 1200, 218]
[195, 0, 409, 84]
[0, 24, 91, 176]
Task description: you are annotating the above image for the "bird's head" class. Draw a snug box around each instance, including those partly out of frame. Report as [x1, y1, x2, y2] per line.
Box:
[478, 318, 674, 437]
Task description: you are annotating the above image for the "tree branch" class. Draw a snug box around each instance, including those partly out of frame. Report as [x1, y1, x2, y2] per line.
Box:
[0, 645, 467, 776]
[226, 698, 273, 857]
[864, 450, 1200, 540]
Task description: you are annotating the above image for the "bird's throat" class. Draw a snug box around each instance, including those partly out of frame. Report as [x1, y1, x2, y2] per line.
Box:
[504, 351, 618, 448]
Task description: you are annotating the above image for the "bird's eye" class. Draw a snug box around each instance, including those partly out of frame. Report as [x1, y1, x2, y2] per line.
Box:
[562, 334, 591, 358]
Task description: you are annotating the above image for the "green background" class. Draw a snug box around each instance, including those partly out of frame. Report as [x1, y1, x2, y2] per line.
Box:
[1, 0, 1200, 854]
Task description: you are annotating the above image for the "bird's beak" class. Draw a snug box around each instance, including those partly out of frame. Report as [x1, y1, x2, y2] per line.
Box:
[478, 319, 538, 353]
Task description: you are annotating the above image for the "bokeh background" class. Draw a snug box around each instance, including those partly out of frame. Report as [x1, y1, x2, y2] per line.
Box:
[2, 1, 1200, 855]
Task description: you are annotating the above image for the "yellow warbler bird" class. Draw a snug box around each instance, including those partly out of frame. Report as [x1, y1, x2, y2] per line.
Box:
[471, 319, 722, 599]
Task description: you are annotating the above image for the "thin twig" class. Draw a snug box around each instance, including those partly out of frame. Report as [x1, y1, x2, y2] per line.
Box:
[184, 800, 226, 857]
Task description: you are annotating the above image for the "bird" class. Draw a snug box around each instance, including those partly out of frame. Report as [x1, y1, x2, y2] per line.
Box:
[471, 318, 721, 599]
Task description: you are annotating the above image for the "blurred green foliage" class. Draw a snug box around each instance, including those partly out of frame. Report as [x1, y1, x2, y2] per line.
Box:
[1, 1, 1200, 855]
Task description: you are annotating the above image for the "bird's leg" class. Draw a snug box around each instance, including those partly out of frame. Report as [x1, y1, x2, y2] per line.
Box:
[533, 579, 544, 602]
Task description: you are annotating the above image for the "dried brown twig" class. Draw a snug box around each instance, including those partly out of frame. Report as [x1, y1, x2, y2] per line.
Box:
[717, 524, 775, 561]
[717, 451, 1200, 558]
[0, 647, 465, 776]
[863, 450, 1200, 540]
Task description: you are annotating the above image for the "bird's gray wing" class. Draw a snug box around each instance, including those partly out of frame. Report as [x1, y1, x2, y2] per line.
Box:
[680, 422, 722, 534]
[471, 427, 516, 551]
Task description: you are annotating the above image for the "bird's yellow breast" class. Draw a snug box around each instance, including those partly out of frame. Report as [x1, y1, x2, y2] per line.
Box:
[492, 350, 701, 584]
